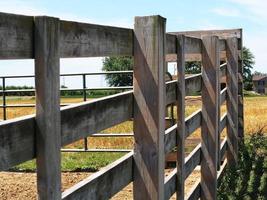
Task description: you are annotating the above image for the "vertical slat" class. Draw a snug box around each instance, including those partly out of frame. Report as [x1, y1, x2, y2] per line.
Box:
[2, 78, 6, 120]
[34, 16, 61, 200]
[133, 15, 166, 200]
[176, 35, 186, 200]
[237, 31, 244, 138]
[200, 36, 220, 200]
[226, 37, 238, 165]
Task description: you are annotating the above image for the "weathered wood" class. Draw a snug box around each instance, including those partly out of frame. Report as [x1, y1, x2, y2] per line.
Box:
[166, 80, 177, 105]
[186, 179, 200, 200]
[220, 113, 227, 134]
[60, 20, 133, 57]
[164, 168, 177, 200]
[133, 15, 166, 200]
[220, 138, 227, 161]
[62, 151, 133, 200]
[237, 32, 244, 138]
[164, 109, 201, 154]
[185, 74, 202, 95]
[220, 87, 227, 105]
[34, 16, 61, 200]
[0, 115, 35, 171]
[200, 36, 220, 200]
[0, 12, 33, 59]
[185, 144, 201, 179]
[176, 34, 186, 200]
[61, 91, 133, 146]
[226, 37, 239, 165]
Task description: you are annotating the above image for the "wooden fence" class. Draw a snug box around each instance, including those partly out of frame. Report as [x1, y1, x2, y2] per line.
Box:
[0, 12, 243, 200]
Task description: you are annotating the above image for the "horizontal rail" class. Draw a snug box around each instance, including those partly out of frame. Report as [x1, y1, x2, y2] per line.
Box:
[164, 109, 201, 154]
[61, 148, 132, 153]
[0, 71, 133, 79]
[186, 179, 201, 200]
[164, 144, 201, 199]
[220, 113, 227, 133]
[220, 87, 227, 105]
[62, 151, 133, 200]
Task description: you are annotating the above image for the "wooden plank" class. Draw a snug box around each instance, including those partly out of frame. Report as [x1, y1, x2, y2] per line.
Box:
[62, 151, 133, 200]
[164, 110, 201, 154]
[34, 16, 61, 200]
[164, 169, 177, 200]
[0, 115, 35, 171]
[166, 80, 177, 105]
[237, 31, 244, 138]
[170, 29, 242, 39]
[226, 37, 239, 165]
[60, 20, 133, 57]
[220, 87, 227, 105]
[220, 113, 227, 134]
[200, 36, 220, 200]
[185, 109, 201, 138]
[220, 138, 227, 161]
[186, 179, 200, 200]
[133, 15, 166, 200]
[176, 34, 186, 200]
[185, 74, 202, 95]
[0, 12, 33, 59]
[185, 144, 201, 179]
[61, 91, 133, 146]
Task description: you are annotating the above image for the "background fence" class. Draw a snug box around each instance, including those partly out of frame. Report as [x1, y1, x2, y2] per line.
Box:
[0, 12, 243, 200]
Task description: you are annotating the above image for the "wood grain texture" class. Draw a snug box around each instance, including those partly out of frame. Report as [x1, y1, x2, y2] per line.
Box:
[185, 144, 201, 179]
[60, 20, 133, 57]
[34, 16, 61, 200]
[133, 15, 166, 200]
[61, 91, 133, 146]
[164, 168, 177, 200]
[0, 12, 33, 59]
[0, 115, 35, 171]
[226, 37, 239, 165]
[164, 109, 201, 154]
[186, 179, 201, 200]
[62, 151, 133, 200]
[176, 34, 186, 200]
[200, 36, 220, 200]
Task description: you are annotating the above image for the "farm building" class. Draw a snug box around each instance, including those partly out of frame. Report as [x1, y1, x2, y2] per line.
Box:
[252, 75, 267, 94]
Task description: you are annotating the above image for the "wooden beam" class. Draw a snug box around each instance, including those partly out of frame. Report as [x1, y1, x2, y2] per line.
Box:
[133, 15, 166, 200]
[60, 20, 133, 57]
[0, 12, 33, 59]
[61, 91, 133, 146]
[226, 37, 239, 165]
[186, 179, 201, 200]
[220, 113, 227, 134]
[176, 35, 186, 200]
[185, 144, 201, 179]
[164, 169, 177, 200]
[62, 151, 133, 200]
[34, 16, 61, 200]
[0, 115, 35, 170]
[164, 109, 201, 154]
[200, 36, 220, 200]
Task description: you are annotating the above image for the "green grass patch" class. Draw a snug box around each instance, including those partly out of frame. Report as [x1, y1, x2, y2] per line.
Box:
[11, 152, 126, 172]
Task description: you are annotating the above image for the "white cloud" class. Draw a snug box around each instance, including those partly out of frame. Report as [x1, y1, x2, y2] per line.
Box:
[211, 7, 240, 17]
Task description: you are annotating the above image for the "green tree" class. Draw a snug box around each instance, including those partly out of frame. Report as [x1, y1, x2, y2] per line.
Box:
[102, 56, 133, 86]
[185, 61, 201, 74]
[243, 47, 255, 90]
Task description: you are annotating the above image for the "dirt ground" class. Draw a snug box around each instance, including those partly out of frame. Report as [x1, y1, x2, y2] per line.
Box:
[0, 169, 200, 200]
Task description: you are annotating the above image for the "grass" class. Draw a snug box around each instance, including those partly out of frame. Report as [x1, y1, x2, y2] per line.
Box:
[0, 95, 267, 172]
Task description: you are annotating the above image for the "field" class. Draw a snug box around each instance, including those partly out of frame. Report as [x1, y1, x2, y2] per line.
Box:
[0, 95, 266, 199]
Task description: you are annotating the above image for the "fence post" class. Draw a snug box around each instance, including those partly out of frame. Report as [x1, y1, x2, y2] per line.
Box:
[133, 15, 166, 200]
[176, 35, 185, 200]
[237, 30, 244, 138]
[200, 36, 220, 200]
[34, 16, 61, 200]
[2, 77, 6, 120]
[82, 74, 88, 150]
[226, 37, 238, 165]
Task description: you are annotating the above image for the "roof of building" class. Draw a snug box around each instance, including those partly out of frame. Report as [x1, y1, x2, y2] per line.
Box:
[252, 75, 267, 81]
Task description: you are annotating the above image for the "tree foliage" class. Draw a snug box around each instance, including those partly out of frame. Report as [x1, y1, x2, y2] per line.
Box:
[102, 56, 133, 86]
[243, 47, 255, 90]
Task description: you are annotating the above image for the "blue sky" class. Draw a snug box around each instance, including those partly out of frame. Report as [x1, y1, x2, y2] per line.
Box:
[0, 0, 266, 87]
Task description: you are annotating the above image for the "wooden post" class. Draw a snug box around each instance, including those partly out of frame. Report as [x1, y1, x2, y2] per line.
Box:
[237, 30, 244, 139]
[200, 36, 220, 200]
[176, 35, 185, 200]
[133, 15, 166, 200]
[34, 16, 61, 200]
[226, 37, 238, 165]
